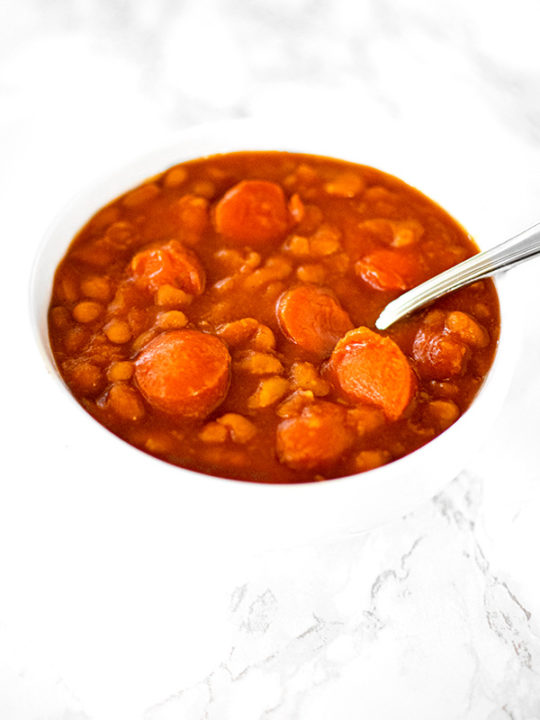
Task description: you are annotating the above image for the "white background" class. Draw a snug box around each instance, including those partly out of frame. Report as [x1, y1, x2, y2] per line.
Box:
[2, 1, 540, 718]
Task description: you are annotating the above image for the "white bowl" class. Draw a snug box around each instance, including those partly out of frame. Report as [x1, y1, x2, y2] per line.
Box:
[30, 119, 519, 546]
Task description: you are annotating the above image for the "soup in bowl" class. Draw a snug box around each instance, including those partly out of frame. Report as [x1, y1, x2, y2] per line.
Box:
[30, 121, 518, 538]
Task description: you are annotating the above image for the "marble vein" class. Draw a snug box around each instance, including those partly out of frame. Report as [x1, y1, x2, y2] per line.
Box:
[143, 475, 540, 720]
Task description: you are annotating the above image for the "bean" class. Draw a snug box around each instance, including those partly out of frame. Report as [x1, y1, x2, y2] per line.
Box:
[263, 281, 286, 301]
[199, 422, 228, 443]
[364, 186, 394, 202]
[428, 381, 458, 397]
[251, 325, 276, 352]
[445, 311, 489, 348]
[239, 251, 262, 273]
[73, 301, 103, 324]
[107, 384, 145, 421]
[247, 377, 290, 409]
[132, 329, 158, 353]
[58, 274, 79, 303]
[284, 163, 319, 190]
[122, 183, 160, 208]
[296, 264, 326, 284]
[324, 171, 365, 198]
[216, 413, 257, 443]
[276, 390, 314, 418]
[474, 303, 490, 319]
[191, 180, 216, 198]
[288, 193, 305, 223]
[104, 319, 132, 344]
[214, 248, 245, 272]
[64, 326, 89, 354]
[310, 224, 342, 257]
[289, 362, 329, 396]
[50, 306, 71, 329]
[354, 450, 390, 472]
[391, 219, 424, 247]
[143, 432, 175, 455]
[213, 276, 237, 294]
[425, 399, 460, 429]
[107, 361, 134, 382]
[234, 351, 284, 375]
[176, 194, 209, 241]
[80, 276, 112, 302]
[284, 235, 311, 256]
[104, 221, 137, 247]
[296, 204, 323, 234]
[73, 243, 112, 267]
[90, 205, 121, 230]
[155, 284, 194, 307]
[156, 310, 188, 329]
[216, 318, 275, 351]
[243, 256, 292, 291]
[346, 405, 385, 436]
[163, 166, 188, 188]
[68, 362, 103, 395]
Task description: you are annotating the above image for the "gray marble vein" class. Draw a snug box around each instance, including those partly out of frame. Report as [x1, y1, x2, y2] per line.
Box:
[144, 477, 540, 720]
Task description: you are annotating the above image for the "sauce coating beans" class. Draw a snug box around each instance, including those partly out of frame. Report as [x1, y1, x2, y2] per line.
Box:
[48, 152, 500, 483]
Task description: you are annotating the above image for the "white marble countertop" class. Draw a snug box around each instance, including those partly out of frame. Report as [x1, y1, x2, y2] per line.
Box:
[2, 1, 540, 718]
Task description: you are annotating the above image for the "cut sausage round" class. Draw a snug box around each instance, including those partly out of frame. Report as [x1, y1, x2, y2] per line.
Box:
[355, 249, 423, 291]
[276, 284, 353, 357]
[214, 180, 289, 245]
[328, 327, 417, 421]
[413, 327, 469, 380]
[134, 330, 231, 417]
[131, 240, 205, 295]
[276, 401, 353, 470]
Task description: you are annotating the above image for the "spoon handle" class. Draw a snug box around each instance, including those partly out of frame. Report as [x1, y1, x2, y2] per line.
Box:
[375, 222, 540, 330]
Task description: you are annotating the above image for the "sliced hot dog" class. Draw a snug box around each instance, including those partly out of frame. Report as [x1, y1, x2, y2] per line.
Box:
[276, 284, 353, 357]
[328, 327, 416, 421]
[276, 401, 354, 470]
[355, 249, 423, 291]
[214, 180, 289, 245]
[135, 330, 231, 417]
[131, 240, 205, 295]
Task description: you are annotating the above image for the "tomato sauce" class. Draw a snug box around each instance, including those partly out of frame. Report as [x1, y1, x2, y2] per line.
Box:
[48, 152, 500, 483]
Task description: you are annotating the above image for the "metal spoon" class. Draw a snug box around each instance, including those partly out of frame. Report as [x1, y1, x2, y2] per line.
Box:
[375, 222, 540, 330]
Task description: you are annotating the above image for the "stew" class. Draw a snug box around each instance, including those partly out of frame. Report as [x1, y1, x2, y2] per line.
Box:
[48, 152, 500, 483]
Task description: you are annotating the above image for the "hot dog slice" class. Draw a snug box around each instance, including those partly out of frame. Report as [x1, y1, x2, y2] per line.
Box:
[329, 327, 416, 421]
[276, 284, 353, 357]
[131, 240, 205, 295]
[355, 249, 422, 291]
[135, 330, 231, 417]
[214, 180, 289, 245]
[276, 401, 353, 470]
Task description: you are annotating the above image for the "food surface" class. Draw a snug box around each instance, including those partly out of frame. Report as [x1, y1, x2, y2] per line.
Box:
[48, 152, 500, 483]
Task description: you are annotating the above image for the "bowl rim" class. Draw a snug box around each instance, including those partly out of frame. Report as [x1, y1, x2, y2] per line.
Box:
[28, 119, 521, 498]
